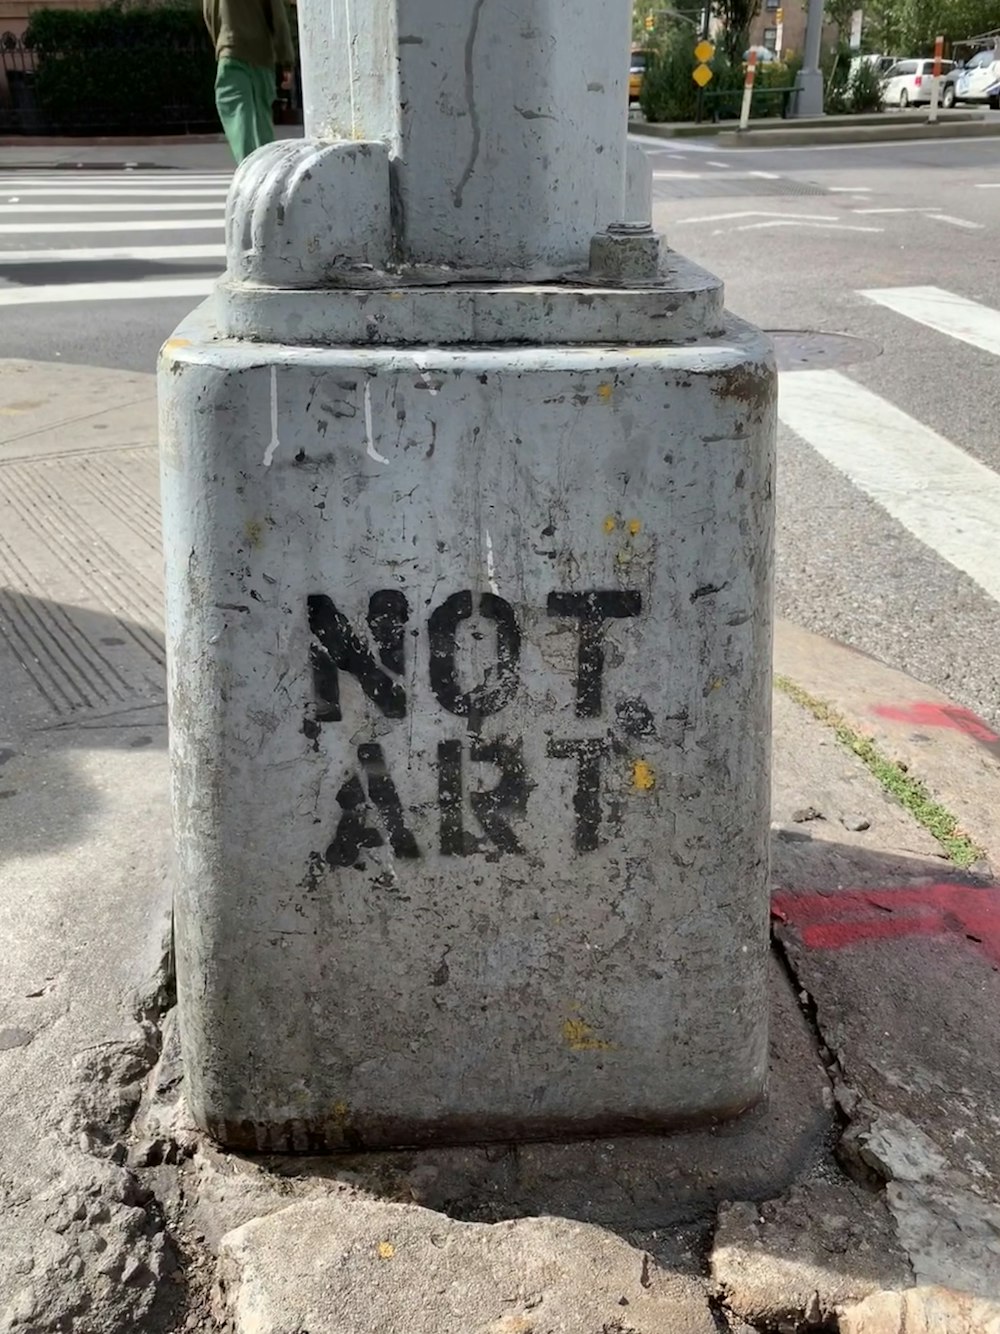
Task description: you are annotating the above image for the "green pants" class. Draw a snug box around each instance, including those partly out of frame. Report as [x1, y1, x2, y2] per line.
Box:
[215, 58, 275, 165]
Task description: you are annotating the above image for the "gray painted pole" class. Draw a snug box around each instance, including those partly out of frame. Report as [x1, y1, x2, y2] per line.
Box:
[794, 0, 826, 116]
[158, 0, 776, 1153]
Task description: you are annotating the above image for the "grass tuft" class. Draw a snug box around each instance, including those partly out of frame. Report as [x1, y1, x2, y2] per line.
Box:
[774, 674, 985, 870]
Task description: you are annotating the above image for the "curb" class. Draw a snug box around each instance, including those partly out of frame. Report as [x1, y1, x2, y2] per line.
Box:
[774, 618, 1000, 869]
[631, 118, 1000, 147]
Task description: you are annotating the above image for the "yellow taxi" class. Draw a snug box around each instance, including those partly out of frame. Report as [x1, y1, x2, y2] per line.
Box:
[629, 47, 647, 103]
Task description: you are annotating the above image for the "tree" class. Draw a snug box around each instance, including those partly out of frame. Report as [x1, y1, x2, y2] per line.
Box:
[713, 0, 762, 62]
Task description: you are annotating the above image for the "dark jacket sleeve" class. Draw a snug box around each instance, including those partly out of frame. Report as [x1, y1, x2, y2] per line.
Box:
[270, 0, 295, 66]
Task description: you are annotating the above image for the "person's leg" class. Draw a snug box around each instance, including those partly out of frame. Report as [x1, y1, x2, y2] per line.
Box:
[250, 63, 277, 151]
[214, 58, 257, 164]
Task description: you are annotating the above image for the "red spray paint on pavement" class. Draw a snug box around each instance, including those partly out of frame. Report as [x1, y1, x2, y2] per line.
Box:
[772, 883, 1000, 967]
[871, 701, 999, 746]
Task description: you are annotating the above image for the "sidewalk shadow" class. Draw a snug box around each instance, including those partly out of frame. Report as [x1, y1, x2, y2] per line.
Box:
[0, 592, 166, 865]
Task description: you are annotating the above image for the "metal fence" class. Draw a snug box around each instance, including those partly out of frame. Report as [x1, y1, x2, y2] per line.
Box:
[0, 30, 221, 135]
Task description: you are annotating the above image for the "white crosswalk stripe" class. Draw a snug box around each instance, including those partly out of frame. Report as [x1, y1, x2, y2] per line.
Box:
[779, 285, 1000, 610]
[0, 170, 229, 307]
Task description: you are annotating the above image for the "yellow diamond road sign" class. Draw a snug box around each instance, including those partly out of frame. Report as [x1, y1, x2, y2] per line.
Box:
[694, 39, 715, 63]
[693, 62, 713, 87]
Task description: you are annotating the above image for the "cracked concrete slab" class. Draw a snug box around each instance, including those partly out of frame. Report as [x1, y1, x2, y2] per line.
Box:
[710, 1179, 911, 1327]
[214, 1197, 720, 1334]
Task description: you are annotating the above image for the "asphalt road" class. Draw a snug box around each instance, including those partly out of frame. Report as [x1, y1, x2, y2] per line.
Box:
[1, 132, 999, 736]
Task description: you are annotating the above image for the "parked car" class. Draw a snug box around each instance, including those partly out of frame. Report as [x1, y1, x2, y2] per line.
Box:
[880, 57, 954, 107]
[945, 46, 1000, 105]
[629, 48, 646, 104]
[987, 79, 1000, 109]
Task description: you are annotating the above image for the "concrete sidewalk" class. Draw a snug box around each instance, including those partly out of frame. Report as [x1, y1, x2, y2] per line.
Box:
[3, 358, 1000, 1332]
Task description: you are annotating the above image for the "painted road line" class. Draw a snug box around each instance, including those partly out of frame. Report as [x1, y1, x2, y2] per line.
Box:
[0, 243, 225, 263]
[0, 202, 226, 214]
[0, 187, 228, 200]
[0, 175, 232, 186]
[717, 220, 882, 233]
[861, 286, 1000, 358]
[829, 186, 871, 192]
[779, 369, 1000, 605]
[0, 218, 223, 235]
[673, 210, 840, 225]
[707, 160, 730, 168]
[974, 182, 1000, 188]
[749, 170, 779, 178]
[854, 206, 941, 214]
[929, 214, 984, 230]
[652, 170, 705, 179]
[0, 276, 215, 306]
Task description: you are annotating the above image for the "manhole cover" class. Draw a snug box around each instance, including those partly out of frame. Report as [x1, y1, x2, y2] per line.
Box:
[768, 330, 881, 372]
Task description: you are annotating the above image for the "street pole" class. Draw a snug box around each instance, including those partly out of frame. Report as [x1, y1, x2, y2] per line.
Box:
[793, 0, 825, 116]
[928, 33, 944, 124]
[159, 0, 776, 1153]
[696, 1, 710, 124]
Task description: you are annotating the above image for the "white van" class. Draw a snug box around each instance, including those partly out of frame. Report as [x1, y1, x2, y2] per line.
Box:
[881, 57, 955, 107]
[948, 44, 1000, 105]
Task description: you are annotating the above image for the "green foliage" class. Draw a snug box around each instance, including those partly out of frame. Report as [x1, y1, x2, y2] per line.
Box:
[713, 0, 763, 64]
[863, 0, 1000, 55]
[638, 30, 703, 121]
[849, 57, 885, 108]
[639, 29, 800, 122]
[24, 0, 217, 133]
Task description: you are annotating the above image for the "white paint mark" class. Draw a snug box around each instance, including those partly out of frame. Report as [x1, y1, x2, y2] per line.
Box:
[364, 380, 388, 465]
[345, 0, 358, 137]
[485, 529, 499, 595]
[411, 352, 440, 395]
[707, 160, 730, 168]
[652, 170, 705, 180]
[973, 182, 1000, 188]
[861, 286, 1000, 358]
[263, 367, 281, 468]
[714, 220, 882, 234]
[673, 210, 839, 225]
[829, 185, 871, 192]
[853, 206, 941, 214]
[779, 369, 1000, 605]
[749, 170, 780, 178]
[0, 276, 214, 306]
[0, 243, 224, 263]
[929, 213, 984, 230]
[0, 202, 225, 213]
[0, 187, 227, 198]
[0, 219, 223, 235]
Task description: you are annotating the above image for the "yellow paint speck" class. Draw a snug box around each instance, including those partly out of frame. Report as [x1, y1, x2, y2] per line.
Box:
[596, 383, 613, 402]
[562, 1016, 614, 1052]
[632, 759, 656, 791]
[628, 519, 642, 536]
[244, 519, 264, 548]
[377, 1241, 395, 1260]
[710, 677, 725, 691]
[161, 337, 190, 354]
[603, 515, 617, 533]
